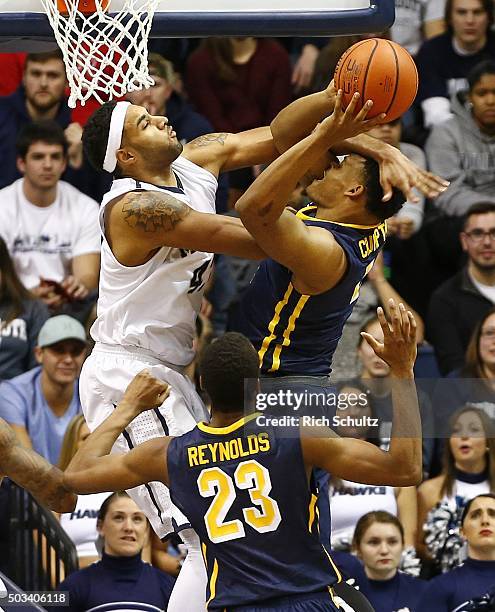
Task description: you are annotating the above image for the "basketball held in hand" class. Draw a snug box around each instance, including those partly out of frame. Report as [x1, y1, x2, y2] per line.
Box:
[334, 38, 418, 122]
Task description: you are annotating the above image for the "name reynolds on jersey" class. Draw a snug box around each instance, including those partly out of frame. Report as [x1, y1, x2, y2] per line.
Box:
[255, 415, 379, 429]
[358, 222, 387, 259]
[187, 433, 271, 467]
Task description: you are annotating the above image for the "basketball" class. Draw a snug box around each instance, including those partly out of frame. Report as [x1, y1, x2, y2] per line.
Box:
[57, 0, 109, 15]
[334, 38, 418, 122]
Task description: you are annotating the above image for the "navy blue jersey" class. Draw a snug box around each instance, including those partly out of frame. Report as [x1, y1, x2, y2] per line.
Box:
[417, 558, 495, 612]
[167, 415, 341, 609]
[233, 207, 386, 376]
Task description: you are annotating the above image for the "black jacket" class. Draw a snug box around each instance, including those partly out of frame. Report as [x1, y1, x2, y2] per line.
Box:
[427, 266, 493, 375]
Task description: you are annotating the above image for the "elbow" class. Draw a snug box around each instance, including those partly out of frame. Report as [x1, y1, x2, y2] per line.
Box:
[396, 464, 423, 487]
[55, 492, 78, 514]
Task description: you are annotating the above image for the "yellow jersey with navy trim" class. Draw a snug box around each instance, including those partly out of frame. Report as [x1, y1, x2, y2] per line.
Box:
[167, 415, 340, 609]
[232, 206, 386, 376]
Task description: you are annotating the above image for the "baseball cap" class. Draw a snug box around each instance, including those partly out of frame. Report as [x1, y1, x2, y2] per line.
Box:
[37, 315, 87, 348]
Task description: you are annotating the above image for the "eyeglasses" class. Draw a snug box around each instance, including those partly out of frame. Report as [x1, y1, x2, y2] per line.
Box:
[464, 229, 495, 242]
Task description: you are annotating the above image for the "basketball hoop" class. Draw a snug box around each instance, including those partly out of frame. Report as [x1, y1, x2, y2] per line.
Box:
[41, 0, 159, 107]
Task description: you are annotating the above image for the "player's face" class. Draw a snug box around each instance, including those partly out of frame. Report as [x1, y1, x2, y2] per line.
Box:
[121, 104, 183, 169]
[451, 0, 489, 47]
[335, 385, 372, 438]
[478, 313, 495, 368]
[126, 76, 173, 118]
[461, 497, 495, 552]
[98, 497, 149, 557]
[449, 410, 487, 467]
[306, 154, 366, 205]
[357, 522, 403, 578]
[461, 212, 495, 270]
[36, 340, 87, 386]
[17, 141, 66, 190]
[358, 320, 391, 378]
[469, 74, 495, 129]
[366, 120, 401, 147]
[23, 59, 67, 113]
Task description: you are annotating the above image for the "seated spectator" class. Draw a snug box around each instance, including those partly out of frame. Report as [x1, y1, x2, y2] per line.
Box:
[431, 307, 495, 444]
[351, 511, 428, 611]
[125, 53, 228, 213]
[58, 414, 111, 568]
[329, 381, 418, 552]
[415, 0, 495, 129]
[331, 252, 425, 381]
[0, 50, 86, 188]
[417, 406, 494, 571]
[391, 0, 445, 56]
[0, 236, 48, 380]
[426, 61, 495, 217]
[185, 37, 292, 207]
[0, 315, 86, 464]
[428, 202, 495, 375]
[0, 121, 100, 324]
[368, 119, 426, 237]
[417, 494, 495, 610]
[55, 492, 174, 611]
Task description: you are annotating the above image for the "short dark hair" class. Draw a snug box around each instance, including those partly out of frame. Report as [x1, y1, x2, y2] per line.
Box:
[445, 0, 493, 31]
[461, 493, 495, 525]
[462, 201, 495, 231]
[82, 100, 119, 173]
[199, 332, 259, 412]
[468, 60, 495, 91]
[16, 121, 68, 159]
[25, 50, 65, 70]
[363, 157, 405, 222]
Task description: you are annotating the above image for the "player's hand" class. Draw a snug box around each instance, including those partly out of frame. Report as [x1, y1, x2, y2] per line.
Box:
[360, 299, 417, 376]
[317, 90, 386, 145]
[64, 122, 84, 170]
[121, 370, 170, 415]
[378, 146, 449, 203]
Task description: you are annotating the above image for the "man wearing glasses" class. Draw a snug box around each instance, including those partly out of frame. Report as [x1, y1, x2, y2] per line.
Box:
[428, 202, 495, 375]
[0, 315, 86, 465]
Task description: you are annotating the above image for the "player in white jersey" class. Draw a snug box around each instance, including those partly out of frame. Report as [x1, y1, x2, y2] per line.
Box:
[79, 94, 447, 610]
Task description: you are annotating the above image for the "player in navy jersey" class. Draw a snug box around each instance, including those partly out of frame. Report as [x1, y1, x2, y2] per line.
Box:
[63, 297, 422, 611]
[233, 91, 409, 378]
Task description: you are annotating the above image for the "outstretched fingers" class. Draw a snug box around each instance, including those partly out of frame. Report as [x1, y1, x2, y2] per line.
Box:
[360, 331, 383, 353]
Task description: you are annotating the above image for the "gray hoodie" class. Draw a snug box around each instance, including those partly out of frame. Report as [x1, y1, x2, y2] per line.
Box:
[425, 91, 495, 216]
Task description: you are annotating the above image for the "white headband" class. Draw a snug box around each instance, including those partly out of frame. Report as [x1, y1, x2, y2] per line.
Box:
[103, 101, 131, 173]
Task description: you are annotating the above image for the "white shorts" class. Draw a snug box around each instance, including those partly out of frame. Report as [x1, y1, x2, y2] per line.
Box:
[79, 343, 209, 538]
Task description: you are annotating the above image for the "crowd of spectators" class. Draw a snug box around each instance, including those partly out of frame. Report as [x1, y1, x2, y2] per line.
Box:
[1, 0, 495, 607]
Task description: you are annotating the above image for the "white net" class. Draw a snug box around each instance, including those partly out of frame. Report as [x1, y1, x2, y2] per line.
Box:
[41, 0, 159, 107]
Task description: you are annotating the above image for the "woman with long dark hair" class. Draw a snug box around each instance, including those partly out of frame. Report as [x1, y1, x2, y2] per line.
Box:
[0, 236, 48, 380]
[418, 406, 495, 571]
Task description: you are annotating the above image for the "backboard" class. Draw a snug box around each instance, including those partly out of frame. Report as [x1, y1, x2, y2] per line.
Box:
[0, 0, 394, 38]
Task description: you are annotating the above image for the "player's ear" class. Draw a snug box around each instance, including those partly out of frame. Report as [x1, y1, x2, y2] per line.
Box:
[459, 231, 469, 253]
[34, 346, 43, 365]
[344, 184, 365, 199]
[116, 147, 136, 168]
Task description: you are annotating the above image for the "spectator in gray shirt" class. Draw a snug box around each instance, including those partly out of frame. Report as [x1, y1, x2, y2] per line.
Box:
[426, 60, 495, 216]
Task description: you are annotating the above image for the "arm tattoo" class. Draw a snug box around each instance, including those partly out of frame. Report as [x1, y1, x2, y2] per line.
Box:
[0, 419, 76, 512]
[188, 133, 228, 148]
[122, 192, 192, 233]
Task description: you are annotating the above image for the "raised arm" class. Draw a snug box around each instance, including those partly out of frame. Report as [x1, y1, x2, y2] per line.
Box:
[183, 127, 278, 177]
[0, 418, 76, 513]
[302, 300, 423, 486]
[270, 81, 449, 202]
[236, 93, 380, 293]
[64, 371, 171, 495]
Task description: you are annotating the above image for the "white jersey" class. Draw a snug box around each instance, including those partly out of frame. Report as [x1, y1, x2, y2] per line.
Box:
[91, 155, 217, 366]
[60, 492, 110, 558]
[330, 479, 398, 550]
